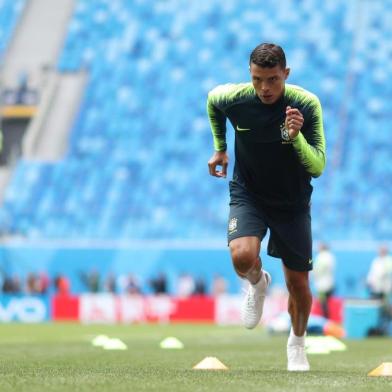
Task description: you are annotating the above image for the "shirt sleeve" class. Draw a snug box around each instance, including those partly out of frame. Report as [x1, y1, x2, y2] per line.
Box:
[206, 88, 228, 152]
[292, 97, 326, 178]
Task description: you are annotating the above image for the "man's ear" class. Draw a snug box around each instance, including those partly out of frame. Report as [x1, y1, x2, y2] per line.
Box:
[285, 68, 290, 80]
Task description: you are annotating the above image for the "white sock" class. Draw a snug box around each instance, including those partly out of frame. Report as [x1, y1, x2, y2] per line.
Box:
[251, 270, 264, 288]
[288, 327, 305, 347]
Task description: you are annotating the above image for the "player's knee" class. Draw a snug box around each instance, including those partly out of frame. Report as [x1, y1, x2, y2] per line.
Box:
[230, 242, 258, 275]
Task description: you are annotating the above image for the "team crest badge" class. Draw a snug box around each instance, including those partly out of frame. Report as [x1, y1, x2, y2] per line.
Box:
[280, 123, 292, 144]
[228, 217, 238, 234]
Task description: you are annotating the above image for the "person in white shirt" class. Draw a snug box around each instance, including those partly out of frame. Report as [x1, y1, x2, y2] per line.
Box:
[367, 246, 392, 300]
[313, 242, 335, 318]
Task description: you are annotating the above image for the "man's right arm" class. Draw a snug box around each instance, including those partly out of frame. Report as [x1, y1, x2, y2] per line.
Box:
[206, 87, 230, 177]
[206, 88, 228, 152]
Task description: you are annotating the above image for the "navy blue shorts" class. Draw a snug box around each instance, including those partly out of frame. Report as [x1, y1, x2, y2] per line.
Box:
[227, 181, 313, 272]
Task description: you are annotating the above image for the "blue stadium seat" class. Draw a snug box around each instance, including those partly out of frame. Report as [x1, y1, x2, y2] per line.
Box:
[1, 0, 391, 241]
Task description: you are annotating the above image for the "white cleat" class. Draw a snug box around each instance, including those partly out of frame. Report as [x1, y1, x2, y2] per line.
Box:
[241, 271, 271, 329]
[287, 344, 310, 372]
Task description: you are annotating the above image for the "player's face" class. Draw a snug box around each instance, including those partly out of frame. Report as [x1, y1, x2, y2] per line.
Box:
[250, 63, 290, 104]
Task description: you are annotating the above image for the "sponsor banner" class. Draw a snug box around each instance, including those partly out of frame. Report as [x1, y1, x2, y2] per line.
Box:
[79, 294, 118, 324]
[77, 294, 214, 324]
[214, 295, 242, 325]
[119, 295, 177, 323]
[52, 294, 343, 324]
[119, 295, 145, 323]
[0, 295, 49, 323]
[79, 294, 177, 324]
[170, 296, 215, 323]
[52, 295, 79, 321]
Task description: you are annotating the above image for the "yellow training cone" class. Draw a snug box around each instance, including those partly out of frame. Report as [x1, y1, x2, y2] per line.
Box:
[306, 337, 330, 354]
[193, 357, 228, 370]
[160, 337, 184, 349]
[323, 336, 347, 352]
[91, 335, 110, 347]
[103, 338, 128, 350]
[306, 345, 330, 355]
[368, 363, 392, 377]
[305, 336, 347, 355]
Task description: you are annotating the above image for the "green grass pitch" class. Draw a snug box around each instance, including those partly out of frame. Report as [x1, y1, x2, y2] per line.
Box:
[0, 323, 391, 391]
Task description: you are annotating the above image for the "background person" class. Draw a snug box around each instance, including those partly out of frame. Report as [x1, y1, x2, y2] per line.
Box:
[313, 242, 335, 319]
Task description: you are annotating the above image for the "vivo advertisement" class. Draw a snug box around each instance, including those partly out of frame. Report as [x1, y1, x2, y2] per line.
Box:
[0, 296, 50, 323]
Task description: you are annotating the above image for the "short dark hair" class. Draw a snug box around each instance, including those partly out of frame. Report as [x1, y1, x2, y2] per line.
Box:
[249, 43, 286, 69]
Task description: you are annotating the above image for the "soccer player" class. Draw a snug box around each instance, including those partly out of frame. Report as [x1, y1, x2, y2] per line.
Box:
[206, 43, 326, 371]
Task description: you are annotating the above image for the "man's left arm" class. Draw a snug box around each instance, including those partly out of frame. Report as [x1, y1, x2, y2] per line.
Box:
[287, 98, 326, 178]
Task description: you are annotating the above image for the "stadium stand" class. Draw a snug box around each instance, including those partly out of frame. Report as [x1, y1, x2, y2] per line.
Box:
[0, 0, 25, 60]
[0, 0, 391, 241]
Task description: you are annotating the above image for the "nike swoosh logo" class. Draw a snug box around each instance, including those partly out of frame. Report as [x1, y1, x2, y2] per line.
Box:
[236, 125, 251, 131]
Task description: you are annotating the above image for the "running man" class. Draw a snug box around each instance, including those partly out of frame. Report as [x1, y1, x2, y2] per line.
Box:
[207, 43, 326, 371]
